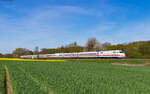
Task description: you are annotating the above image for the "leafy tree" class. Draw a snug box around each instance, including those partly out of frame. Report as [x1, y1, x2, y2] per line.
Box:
[13, 48, 33, 57]
[127, 51, 142, 58]
[94, 42, 104, 51]
[138, 43, 150, 55]
[85, 38, 97, 51]
[0, 53, 3, 58]
[40, 42, 84, 54]
[66, 42, 77, 47]
[85, 38, 104, 51]
[103, 42, 111, 48]
[3, 54, 13, 58]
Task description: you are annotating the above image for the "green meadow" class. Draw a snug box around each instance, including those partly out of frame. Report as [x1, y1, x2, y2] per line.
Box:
[0, 59, 150, 94]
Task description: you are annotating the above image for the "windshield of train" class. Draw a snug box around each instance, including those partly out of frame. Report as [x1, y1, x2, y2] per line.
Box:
[119, 51, 123, 53]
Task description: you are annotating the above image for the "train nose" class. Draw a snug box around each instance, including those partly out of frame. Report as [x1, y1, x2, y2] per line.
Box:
[122, 53, 126, 57]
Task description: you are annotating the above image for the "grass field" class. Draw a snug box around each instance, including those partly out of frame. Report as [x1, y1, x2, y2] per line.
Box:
[0, 59, 150, 94]
[0, 64, 5, 94]
[68, 59, 149, 64]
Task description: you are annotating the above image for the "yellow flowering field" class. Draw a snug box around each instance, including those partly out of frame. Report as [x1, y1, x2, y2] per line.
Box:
[0, 58, 66, 62]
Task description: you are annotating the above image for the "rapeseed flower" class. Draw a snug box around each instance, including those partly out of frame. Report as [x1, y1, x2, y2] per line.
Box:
[0, 58, 66, 62]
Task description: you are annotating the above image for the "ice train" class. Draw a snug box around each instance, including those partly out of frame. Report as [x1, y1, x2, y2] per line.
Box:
[20, 50, 126, 59]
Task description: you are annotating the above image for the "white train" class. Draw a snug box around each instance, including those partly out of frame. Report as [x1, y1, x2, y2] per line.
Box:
[20, 50, 125, 59]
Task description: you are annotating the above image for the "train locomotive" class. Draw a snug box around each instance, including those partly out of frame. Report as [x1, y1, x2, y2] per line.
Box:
[20, 50, 126, 59]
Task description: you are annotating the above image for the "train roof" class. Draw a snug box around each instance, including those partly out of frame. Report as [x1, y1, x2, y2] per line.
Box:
[55, 50, 123, 54]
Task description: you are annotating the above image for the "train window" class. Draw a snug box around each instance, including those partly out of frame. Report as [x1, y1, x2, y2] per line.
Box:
[88, 53, 97, 55]
[79, 53, 88, 55]
[113, 51, 116, 53]
[48, 54, 54, 56]
[120, 51, 123, 53]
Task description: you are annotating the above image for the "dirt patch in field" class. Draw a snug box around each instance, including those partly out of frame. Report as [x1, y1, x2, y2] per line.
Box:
[5, 66, 13, 94]
[112, 63, 145, 66]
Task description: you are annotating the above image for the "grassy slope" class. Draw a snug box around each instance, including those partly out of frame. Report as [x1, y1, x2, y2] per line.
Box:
[0, 63, 5, 94]
[3, 60, 150, 94]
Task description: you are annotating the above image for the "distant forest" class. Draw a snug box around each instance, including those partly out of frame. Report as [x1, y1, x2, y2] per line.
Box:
[1, 38, 150, 58]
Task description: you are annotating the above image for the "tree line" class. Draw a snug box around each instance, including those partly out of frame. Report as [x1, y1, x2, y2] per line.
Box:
[0, 38, 150, 58]
[107, 41, 150, 58]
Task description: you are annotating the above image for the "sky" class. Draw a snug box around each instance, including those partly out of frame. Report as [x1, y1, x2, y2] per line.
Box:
[0, 0, 150, 53]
